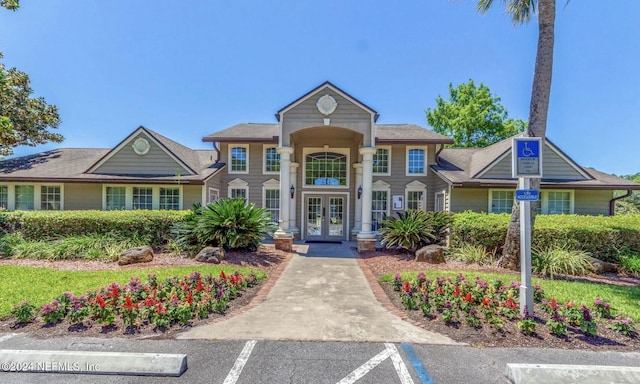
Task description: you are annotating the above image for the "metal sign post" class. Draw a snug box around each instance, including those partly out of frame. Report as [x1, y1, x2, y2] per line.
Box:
[512, 137, 542, 317]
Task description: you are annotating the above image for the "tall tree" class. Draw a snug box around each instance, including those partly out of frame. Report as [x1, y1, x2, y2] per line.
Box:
[1, 0, 63, 155]
[476, 0, 556, 270]
[426, 80, 526, 148]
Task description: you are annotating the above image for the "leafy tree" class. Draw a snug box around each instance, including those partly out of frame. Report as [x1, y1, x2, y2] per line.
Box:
[477, 0, 557, 270]
[1, 0, 19, 11]
[615, 172, 640, 214]
[426, 80, 526, 148]
[0, 54, 63, 156]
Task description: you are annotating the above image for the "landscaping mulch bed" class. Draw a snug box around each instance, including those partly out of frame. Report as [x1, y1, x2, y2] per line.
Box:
[360, 248, 640, 352]
[0, 245, 289, 340]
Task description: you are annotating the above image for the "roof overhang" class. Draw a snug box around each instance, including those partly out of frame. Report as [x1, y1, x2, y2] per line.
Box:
[202, 136, 278, 143]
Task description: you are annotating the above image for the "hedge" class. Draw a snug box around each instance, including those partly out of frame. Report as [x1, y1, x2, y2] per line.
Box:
[0, 210, 190, 246]
[450, 212, 640, 263]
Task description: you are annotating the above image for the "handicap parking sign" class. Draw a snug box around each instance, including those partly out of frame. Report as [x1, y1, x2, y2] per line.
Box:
[512, 137, 543, 178]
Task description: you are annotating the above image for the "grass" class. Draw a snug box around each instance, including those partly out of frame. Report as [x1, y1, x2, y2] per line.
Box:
[380, 270, 640, 321]
[0, 265, 266, 317]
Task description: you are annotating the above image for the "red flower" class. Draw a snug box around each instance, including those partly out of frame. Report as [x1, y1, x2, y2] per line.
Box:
[463, 292, 473, 303]
[452, 285, 460, 297]
[550, 298, 558, 311]
[434, 286, 444, 295]
[123, 295, 138, 310]
[219, 271, 227, 281]
[96, 295, 106, 309]
[195, 280, 204, 292]
[185, 292, 193, 305]
[504, 297, 517, 310]
[108, 286, 120, 298]
[402, 281, 411, 292]
[481, 296, 492, 308]
[156, 303, 166, 315]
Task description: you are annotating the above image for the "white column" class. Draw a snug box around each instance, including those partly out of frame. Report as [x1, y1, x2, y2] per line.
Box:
[275, 146, 294, 236]
[289, 162, 299, 235]
[357, 147, 376, 239]
[352, 163, 363, 237]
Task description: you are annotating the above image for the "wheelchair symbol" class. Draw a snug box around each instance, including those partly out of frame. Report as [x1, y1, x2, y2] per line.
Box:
[521, 142, 535, 157]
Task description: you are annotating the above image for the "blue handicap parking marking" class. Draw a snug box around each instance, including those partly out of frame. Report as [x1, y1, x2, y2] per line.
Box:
[401, 343, 434, 384]
[517, 140, 540, 158]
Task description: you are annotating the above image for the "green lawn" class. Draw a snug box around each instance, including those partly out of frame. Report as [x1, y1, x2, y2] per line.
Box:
[381, 270, 640, 321]
[0, 265, 266, 317]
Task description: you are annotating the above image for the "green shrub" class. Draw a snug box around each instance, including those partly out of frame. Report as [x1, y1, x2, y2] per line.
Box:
[0, 210, 188, 246]
[424, 211, 454, 245]
[379, 210, 437, 253]
[172, 199, 276, 253]
[619, 255, 640, 275]
[450, 244, 495, 265]
[450, 212, 640, 263]
[533, 242, 594, 279]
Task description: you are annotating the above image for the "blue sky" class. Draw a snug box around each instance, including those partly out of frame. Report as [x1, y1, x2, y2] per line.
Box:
[1, 1, 638, 175]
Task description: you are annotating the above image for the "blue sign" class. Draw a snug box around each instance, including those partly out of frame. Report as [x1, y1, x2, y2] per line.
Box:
[516, 140, 540, 158]
[515, 189, 539, 202]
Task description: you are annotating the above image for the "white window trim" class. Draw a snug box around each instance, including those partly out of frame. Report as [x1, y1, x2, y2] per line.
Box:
[372, 183, 390, 233]
[102, 184, 183, 210]
[0, 183, 64, 211]
[228, 144, 250, 174]
[540, 189, 574, 215]
[302, 147, 350, 189]
[207, 187, 220, 204]
[263, 144, 280, 175]
[405, 180, 427, 211]
[262, 179, 280, 224]
[488, 189, 515, 214]
[372, 145, 392, 176]
[406, 146, 428, 176]
[435, 192, 447, 212]
[228, 178, 249, 200]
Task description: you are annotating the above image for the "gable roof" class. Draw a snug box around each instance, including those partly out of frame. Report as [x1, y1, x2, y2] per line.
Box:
[276, 81, 379, 121]
[432, 136, 640, 190]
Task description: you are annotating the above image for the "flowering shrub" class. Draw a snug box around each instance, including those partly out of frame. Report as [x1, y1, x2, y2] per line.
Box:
[593, 298, 612, 319]
[28, 270, 261, 332]
[579, 306, 597, 336]
[10, 300, 36, 324]
[517, 309, 537, 335]
[610, 317, 637, 337]
[547, 310, 567, 337]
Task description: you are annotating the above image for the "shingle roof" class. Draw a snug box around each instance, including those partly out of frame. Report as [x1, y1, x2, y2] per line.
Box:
[203, 123, 453, 144]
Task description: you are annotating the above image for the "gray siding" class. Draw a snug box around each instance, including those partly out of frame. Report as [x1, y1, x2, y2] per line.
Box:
[432, 174, 450, 211]
[93, 133, 191, 176]
[574, 190, 612, 216]
[480, 144, 587, 180]
[450, 188, 489, 213]
[282, 89, 373, 147]
[64, 183, 102, 210]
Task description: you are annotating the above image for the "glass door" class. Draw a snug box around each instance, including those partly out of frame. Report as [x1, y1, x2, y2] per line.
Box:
[305, 195, 346, 241]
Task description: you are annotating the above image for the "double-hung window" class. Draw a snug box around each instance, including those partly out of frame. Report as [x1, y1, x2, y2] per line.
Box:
[264, 145, 280, 174]
[41, 186, 61, 210]
[372, 147, 390, 175]
[406, 146, 427, 176]
[489, 190, 515, 214]
[229, 145, 249, 173]
[159, 188, 180, 210]
[132, 187, 153, 209]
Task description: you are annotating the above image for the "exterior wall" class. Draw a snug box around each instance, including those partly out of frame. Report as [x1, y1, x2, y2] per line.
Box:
[574, 189, 612, 215]
[432, 175, 450, 211]
[183, 185, 203, 208]
[481, 144, 586, 180]
[64, 183, 102, 209]
[281, 89, 373, 147]
[92, 132, 191, 176]
[449, 188, 489, 213]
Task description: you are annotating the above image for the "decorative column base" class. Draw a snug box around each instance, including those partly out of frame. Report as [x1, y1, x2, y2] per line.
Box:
[274, 233, 293, 252]
[356, 233, 376, 253]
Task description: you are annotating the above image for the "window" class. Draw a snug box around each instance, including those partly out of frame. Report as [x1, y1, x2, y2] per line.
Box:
[208, 188, 219, 203]
[435, 193, 446, 212]
[304, 151, 348, 186]
[132, 187, 153, 209]
[264, 189, 280, 223]
[489, 190, 514, 214]
[406, 146, 426, 175]
[229, 145, 249, 173]
[230, 188, 247, 200]
[406, 191, 425, 210]
[41, 186, 61, 210]
[106, 186, 126, 210]
[372, 190, 389, 231]
[373, 147, 390, 175]
[264, 145, 280, 174]
[0, 186, 7, 210]
[15, 185, 34, 210]
[159, 188, 180, 210]
[546, 191, 572, 214]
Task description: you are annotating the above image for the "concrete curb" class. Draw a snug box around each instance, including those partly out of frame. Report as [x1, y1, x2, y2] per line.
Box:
[0, 349, 187, 376]
[506, 363, 640, 384]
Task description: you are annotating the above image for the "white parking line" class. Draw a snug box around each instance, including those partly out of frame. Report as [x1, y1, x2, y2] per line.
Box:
[223, 340, 257, 384]
[336, 343, 415, 384]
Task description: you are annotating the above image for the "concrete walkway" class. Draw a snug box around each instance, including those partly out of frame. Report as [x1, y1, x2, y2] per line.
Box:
[178, 242, 458, 344]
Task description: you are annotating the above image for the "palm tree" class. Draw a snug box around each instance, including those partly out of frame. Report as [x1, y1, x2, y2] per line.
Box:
[477, 0, 556, 270]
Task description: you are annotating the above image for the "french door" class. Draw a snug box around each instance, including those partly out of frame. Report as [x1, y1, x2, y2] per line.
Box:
[305, 195, 346, 241]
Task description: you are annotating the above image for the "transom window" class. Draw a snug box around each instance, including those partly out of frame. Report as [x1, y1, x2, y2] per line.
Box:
[159, 188, 180, 210]
[15, 185, 35, 210]
[264, 189, 280, 223]
[406, 147, 426, 175]
[229, 145, 248, 173]
[373, 147, 390, 175]
[305, 151, 348, 186]
[372, 190, 389, 231]
[264, 146, 280, 173]
[132, 187, 153, 210]
[41, 186, 61, 210]
[490, 190, 514, 214]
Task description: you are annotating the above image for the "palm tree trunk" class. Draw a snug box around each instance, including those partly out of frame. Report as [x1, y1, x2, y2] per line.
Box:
[497, 0, 555, 270]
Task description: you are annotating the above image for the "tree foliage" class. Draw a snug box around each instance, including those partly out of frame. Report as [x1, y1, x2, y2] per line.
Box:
[615, 172, 640, 215]
[0, 53, 63, 156]
[426, 80, 526, 148]
[1, 0, 19, 11]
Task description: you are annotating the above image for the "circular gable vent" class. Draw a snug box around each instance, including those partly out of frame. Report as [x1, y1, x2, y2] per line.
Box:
[132, 138, 151, 155]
